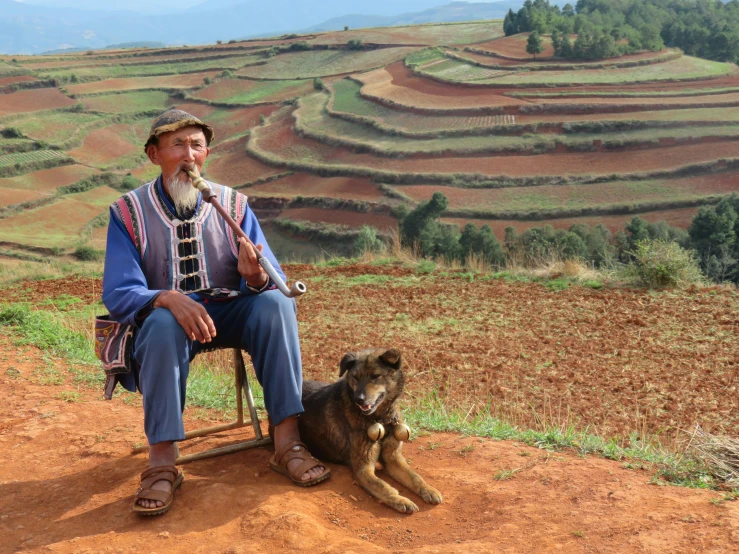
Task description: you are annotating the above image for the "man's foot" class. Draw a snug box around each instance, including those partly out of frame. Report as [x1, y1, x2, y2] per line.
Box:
[136, 441, 177, 510]
[132, 466, 184, 516]
[272, 416, 329, 484]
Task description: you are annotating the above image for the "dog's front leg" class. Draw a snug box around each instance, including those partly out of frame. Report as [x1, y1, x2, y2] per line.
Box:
[381, 436, 443, 505]
[352, 437, 419, 514]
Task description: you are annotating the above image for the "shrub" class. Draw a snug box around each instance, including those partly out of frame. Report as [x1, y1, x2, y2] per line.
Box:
[203, 77, 212, 85]
[344, 26, 349, 31]
[347, 39, 364, 50]
[74, 246, 105, 262]
[1, 127, 23, 138]
[228, 39, 237, 44]
[216, 40, 223, 45]
[220, 69, 234, 78]
[259, 114, 266, 125]
[354, 225, 386, 256]
[120, 174, 140, 191]
[313, 77, 324, 91]
[626, 240, 703, 289]
[288, 41, 311, 52]
[69, 74, 79, 83]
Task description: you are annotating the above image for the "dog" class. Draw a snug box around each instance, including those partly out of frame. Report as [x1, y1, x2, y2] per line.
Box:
[297, 347, 442, 513]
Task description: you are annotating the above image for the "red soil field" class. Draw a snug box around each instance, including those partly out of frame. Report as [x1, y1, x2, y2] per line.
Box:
[0, 88, 76, 117]
[0, 165, 95, 193]
[173, 101, 278, 144]
[532, 90, 739, 107]
[64, 72, 218, 95]
[192, 78, 313, 104]
[399, 172, 739, 210]
[278, 207, 398, 231]
[0, 75, 36, 86]
[356, 64, 525, 110]
[257, 108, 739, 177]
[249, 173, 384, 200]
[25, 50, 257, 70]
[474, 33, 556, 60]
[206, 136, 285, 185]
[0, 188, 48, 208]
[67, 124, 138, 166]
[443, 207, 702, 239]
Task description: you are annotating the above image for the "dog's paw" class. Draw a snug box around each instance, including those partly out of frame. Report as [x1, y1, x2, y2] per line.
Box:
[418, 485, 443, 505]
[387, 495, 419, 514]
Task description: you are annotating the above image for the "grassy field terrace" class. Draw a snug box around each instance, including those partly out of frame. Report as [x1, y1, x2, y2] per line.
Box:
[0, 21, 738, 256]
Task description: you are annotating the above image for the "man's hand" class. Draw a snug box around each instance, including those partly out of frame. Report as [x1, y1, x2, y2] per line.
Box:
[238, 237, 269, 289]
[153, 291, 216, 344]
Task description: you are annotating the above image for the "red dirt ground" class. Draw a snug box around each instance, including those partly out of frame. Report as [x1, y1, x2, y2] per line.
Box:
[356, 63, 739, 114]
[172, 101, 278, 144]
[206, 136, 285, 185]
[248, 173, 385, 200]
[473, 33, 557, 60]
[443, 207, 703, 239]
[0, 75, 37, 86]
[0, 165, 96, 193]
[0, 88, 76, 117]
[65, 72, 219, 95]
[257, 107, 739, 177]
[277, 207, 398, 231]
[0, 187, 48, 208]
[26, 50, 257, 70]
[67, 124, 139, 166]
[2, 272, 739, 552]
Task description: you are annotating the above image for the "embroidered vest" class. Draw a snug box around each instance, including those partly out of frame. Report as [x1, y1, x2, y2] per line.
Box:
[111, 179, 248, 293]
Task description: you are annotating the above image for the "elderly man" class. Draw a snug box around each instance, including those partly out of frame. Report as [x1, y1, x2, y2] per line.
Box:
[102, 109, 329, 516]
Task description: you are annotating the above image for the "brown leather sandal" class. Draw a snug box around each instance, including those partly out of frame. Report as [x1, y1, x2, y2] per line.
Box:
[132, 465, 184, 516]
[269, 440, 331, 487]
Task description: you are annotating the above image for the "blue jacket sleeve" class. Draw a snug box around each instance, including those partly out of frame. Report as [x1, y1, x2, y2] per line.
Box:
[239, 204, 286, 294]
[102, 207, 163, 326]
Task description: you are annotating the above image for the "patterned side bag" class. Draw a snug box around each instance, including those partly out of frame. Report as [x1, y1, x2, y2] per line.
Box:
[94, 315, 134, 400]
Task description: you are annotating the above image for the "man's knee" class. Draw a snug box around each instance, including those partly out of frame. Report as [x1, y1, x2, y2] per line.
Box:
[248, 292, 297, 330]
[140, 308, 186, 340]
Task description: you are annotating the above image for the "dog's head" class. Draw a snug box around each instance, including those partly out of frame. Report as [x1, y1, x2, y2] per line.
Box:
[339, 348, 404, 416]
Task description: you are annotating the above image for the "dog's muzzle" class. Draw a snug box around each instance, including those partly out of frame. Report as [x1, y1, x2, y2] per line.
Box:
[356, 393, 385, 415]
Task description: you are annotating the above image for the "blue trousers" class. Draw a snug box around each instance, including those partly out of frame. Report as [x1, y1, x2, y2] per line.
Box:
[133, 291, 303, 445]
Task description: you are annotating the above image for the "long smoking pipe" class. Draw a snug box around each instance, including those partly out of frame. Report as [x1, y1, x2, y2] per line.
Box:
[186, 167, 307, 298]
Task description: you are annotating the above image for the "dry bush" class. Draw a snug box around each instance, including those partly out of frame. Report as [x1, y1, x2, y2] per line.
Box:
[687, 426, 739, 488]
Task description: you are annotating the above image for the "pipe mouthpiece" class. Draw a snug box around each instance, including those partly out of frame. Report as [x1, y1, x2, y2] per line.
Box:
[185, 169, 210, 192]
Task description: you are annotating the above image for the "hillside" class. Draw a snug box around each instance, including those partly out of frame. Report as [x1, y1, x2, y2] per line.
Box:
[1, 21, 738, 267]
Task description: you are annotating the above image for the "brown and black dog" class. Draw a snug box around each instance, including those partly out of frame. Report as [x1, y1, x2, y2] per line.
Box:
[297, 347, 442, 513]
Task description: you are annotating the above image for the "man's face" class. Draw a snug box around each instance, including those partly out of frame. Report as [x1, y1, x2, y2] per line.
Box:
[146, 125, 210, 181]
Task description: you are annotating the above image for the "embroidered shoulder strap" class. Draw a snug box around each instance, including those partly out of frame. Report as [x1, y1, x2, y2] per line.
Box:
[218, 184, 248, 258]
[111, 184, 150, 256]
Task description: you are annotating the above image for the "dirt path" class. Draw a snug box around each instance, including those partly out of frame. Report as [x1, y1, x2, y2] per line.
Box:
[2, 335, 738, 553]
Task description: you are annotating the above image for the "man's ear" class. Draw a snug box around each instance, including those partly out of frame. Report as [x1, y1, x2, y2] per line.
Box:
[379, 348, 401, 370]
[146, 144, 160, 165]
[339, 352, 357, 377]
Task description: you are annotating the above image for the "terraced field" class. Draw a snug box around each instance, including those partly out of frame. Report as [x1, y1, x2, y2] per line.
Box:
[0, 21, 738, 255]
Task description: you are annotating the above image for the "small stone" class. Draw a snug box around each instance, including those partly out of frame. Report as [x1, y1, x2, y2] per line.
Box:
[158, 532, 169, 538]
[349, 495, 359, 502]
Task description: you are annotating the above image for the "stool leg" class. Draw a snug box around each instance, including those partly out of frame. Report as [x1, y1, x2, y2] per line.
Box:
[233, 349, 244, 426]
[235, 349, 265, 441]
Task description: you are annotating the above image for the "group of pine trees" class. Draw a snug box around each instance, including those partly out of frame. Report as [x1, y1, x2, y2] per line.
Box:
[395, 193, 739, 285]
[507, 0, 739, 64]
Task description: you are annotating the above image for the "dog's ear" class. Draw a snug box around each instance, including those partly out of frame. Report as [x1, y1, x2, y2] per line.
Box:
[379, 348, 402, 370]
[339, 352, 357, 377]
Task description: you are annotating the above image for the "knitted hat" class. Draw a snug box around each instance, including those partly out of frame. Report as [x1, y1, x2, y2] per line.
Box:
[144, 108, 214, 151]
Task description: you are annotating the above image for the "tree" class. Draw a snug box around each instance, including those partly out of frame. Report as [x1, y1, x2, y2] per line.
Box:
[551, 29, 562, 55]
[504, 9, 518, 36]
[560, 33, 573, 57]
[400, 192, 449, 254]
[526, 31, 545, 58]
[354, 225, 385, 256]
[562, 3, 575, 17]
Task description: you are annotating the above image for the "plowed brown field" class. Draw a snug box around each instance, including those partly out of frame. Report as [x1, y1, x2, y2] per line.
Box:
[473, 33, 556, 60]
[277, 207, 397, 230]
[0, 75, 36, 86]
[256, 108, 739, 177]
[207, 136, 285, 185]
[248, 173, 384, 200]
[0, 88, 76, 117]
[65, 72, 218, 95]
[0, 165, 95, 192]
[67, 124, 139, 166]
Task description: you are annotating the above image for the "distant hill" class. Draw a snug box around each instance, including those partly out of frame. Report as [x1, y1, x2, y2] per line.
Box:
[0, 0, 524, 55]
[40, 42, 167, 56]
[306, 1, 523, 32]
